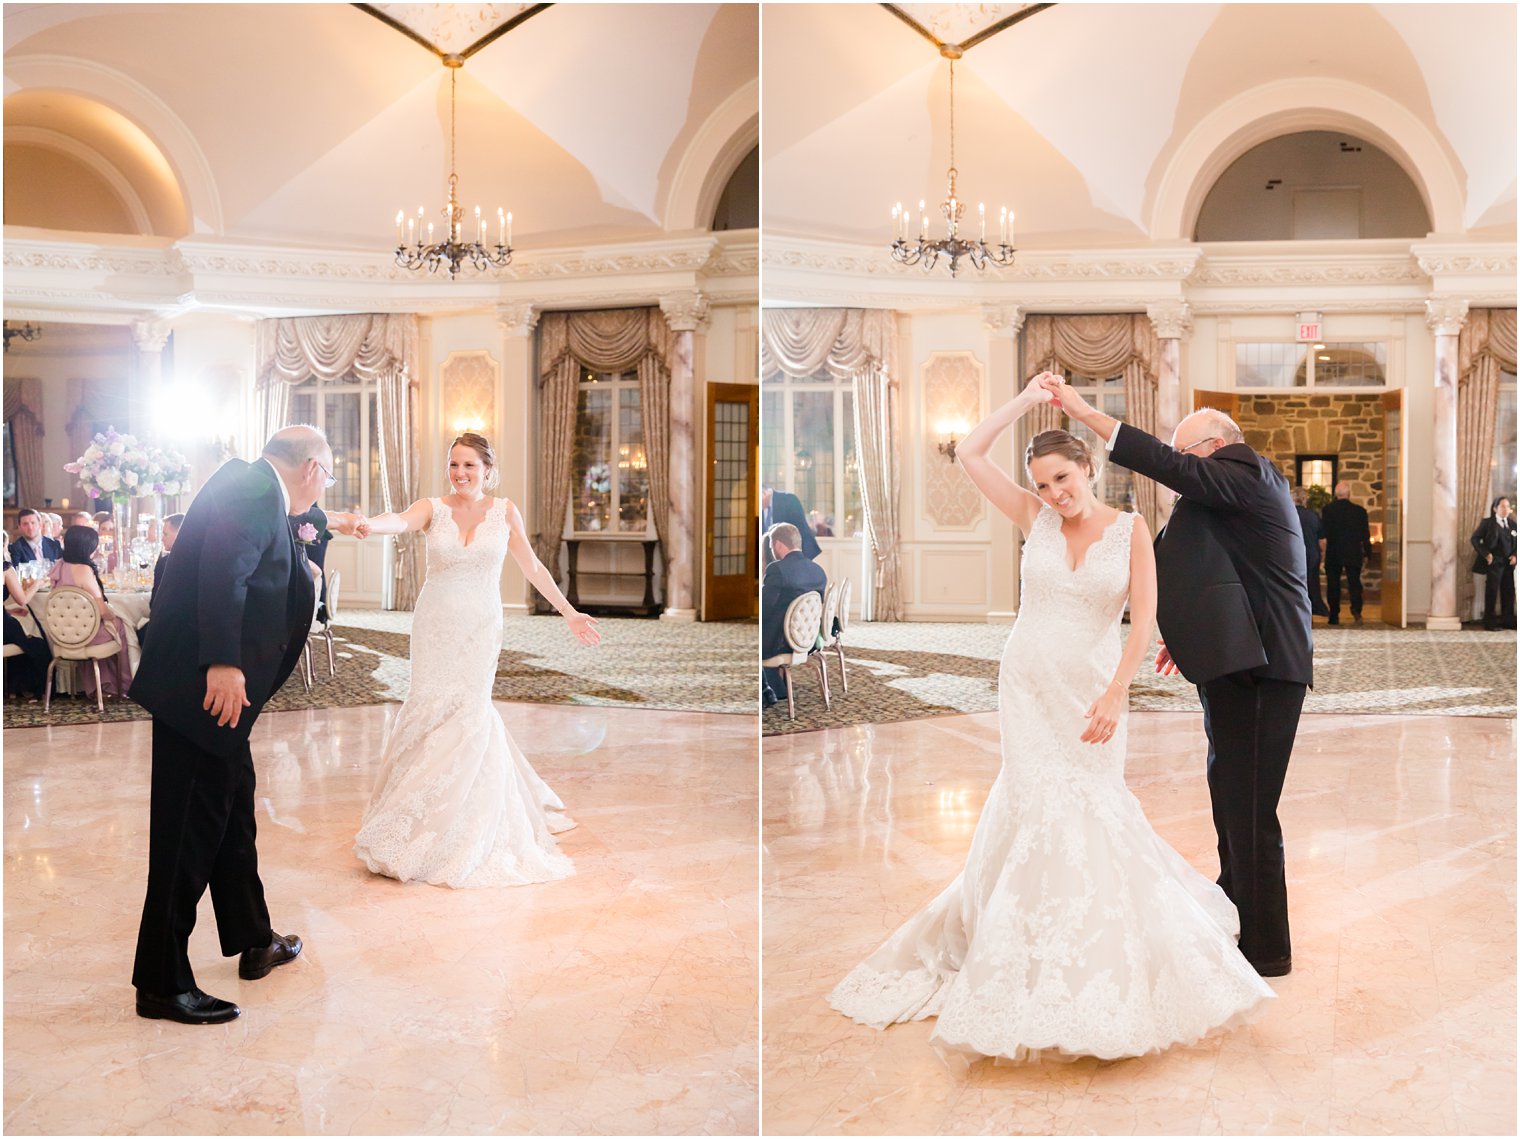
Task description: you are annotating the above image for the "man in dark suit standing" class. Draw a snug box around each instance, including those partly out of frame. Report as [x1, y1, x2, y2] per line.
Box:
[1290, 487, 1329, 617]
[1050, 380, 1311, 977]
[761, 486, 820, 566]
[149, 513, 184, 605]
[1470, 495, 1517, 630]
[1319, 482, 1371, 626]
[761, 522, 828, 707]
[129, 426, 364, 1024]
[7, 508, 62, 565]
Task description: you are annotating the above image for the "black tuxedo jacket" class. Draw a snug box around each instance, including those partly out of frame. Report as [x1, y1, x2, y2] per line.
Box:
[1471, 515, 1517, 573]
[1111, 425, 1312, 687]
[129, 458, 317, 757]
[1320, 497, 1371, 563]
[763, 491, 821, 563]
[761, 550, 828, 658]
[7, 535, 62, 564]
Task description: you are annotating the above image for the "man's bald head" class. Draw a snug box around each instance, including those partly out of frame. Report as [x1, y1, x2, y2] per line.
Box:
[1334, 482, 1351, 499]
[262, 425, 330, 469]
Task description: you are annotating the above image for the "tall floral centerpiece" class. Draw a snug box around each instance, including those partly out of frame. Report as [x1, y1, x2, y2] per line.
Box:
[64, 428, 156, 572]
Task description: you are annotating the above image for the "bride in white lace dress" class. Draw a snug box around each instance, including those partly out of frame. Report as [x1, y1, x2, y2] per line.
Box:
[354, 433, 600, 888]
[827, 375, 1273, 1060]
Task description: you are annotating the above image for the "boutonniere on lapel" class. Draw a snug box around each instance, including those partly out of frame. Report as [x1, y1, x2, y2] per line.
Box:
[295, 522, 320, 546]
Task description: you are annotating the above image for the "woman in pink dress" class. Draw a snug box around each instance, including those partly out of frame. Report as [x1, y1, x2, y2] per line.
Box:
[49, 524, 133, 698]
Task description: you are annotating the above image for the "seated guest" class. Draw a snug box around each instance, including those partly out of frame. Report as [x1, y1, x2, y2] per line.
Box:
[761, 522, 828, 708]
[49, 525, 134, 699]
[44, 513, 65, 543]
[72, 511, 96, 529]
[7, 508, 63, 565]
[150, 513, 184, 604]
[810, 510, 835, 538]
[2, 536, 50, 700]
[761, 485, 821, 567]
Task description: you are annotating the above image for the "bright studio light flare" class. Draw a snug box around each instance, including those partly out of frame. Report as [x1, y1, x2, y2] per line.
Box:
[153, 384, 225, 441]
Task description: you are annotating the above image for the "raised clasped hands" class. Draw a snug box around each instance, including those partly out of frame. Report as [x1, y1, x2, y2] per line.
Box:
[564, 610, 601, 646]
[1035, 370, 1091, 416]
[327, 511, 371, 540]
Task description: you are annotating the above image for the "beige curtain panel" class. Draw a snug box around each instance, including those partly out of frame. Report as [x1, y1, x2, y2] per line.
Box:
[536, 309, 675, 593]
[1023, 314, 1163, 534]
[2, 378, 44, 510]
[760, 308, 903, 620]
[1457, 307, 1518, 617]
[254, 314, 421, 609]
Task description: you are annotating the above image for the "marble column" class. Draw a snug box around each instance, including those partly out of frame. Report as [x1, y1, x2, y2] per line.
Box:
[1146, 301, 1192, 524]
[1425, 297, 1468, 631]
[981, 303, 1024, 620]
[497, 303, 539, 614]
[658, 290, 710, 622]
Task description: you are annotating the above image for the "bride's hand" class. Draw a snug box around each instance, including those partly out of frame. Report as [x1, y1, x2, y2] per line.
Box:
[564, 610, 601, 646]
[1081, 682, 1126, 745]
[1023, 373, 1058, 403]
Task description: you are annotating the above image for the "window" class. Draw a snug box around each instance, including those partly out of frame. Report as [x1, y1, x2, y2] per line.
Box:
[761, 365, 862, 537]
[569, 368, 650, 535]
[1017, 373, 1134, 512]
[2, 422, 16, 507]
[1235, 341, 1387, 388]
[288, 374, 383, 515]
[1494, 369, 1517, 503]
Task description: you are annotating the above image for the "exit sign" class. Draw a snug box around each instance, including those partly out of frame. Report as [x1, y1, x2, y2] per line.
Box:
[1296, 321, 1321, 342]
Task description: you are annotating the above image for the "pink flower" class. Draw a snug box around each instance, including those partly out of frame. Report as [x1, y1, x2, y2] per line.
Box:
[296, 522, 319, 544]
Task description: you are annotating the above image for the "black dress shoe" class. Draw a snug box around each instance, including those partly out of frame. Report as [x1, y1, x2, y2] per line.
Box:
[239, 932, 302, 980]
[136, 986, 240, 1024]
[1249, 956, 1292, 977]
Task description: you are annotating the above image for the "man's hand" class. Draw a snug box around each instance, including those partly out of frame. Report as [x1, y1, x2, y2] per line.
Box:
[1039, 372, 1094, 417]
[204, 665, 250, 729]
[1154, 639, 1179, 676]
[329, 511, 370, 539]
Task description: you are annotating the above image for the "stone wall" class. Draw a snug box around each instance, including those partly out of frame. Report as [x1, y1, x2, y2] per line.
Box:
[1236, 393, 1385, 598]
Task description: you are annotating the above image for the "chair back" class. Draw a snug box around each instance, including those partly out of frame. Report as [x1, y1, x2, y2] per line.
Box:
[837, 578, 852, 634]
[43, 586, 106, 651]
[821, 581, 841, 645]
[782, 591, 824, 654]
[326, 569, 341, 621]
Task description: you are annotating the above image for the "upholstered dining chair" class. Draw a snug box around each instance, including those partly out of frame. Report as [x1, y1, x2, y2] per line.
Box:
[302, 569, 341, 689]
[40, 586, 122, 715]
[761, 590, 829, 721]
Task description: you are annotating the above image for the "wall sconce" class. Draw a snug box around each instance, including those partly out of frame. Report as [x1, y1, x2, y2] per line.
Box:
[936, 420, 968, 462]
[450, 418, 486, 435]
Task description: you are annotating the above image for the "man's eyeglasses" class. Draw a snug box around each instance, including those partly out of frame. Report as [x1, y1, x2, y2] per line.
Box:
[1177, 437, 1219, 455]
[315, 460, 336, 488]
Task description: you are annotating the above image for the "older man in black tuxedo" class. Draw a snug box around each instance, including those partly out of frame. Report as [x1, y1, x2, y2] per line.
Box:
[760, 486, 820, 566]
[7, 507, 62, 565]
[761, 522, 828, 707]
[129, 425, 366, 1024]
[1050, 380, 1311, 978]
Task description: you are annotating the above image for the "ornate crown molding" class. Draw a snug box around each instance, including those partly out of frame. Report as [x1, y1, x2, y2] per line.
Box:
[1425, 297, 1470, 336]
[1146, 301, 1193, 339]
[659, 290, 712, 333]
[980, 304, 1025, 337]
[495, 302, 539, 337]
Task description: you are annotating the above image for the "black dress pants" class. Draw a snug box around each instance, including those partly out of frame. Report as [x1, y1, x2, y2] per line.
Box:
[1483, 565, 1516, 629]
[1324, 557, 1363, 620]
[1305, 559, 1329, 617]
[1197, 673, 1307, 966]
[132, 718, 272, 995]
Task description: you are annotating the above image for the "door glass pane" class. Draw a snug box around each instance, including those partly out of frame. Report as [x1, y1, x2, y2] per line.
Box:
[290, 391, 316, 427]
[573, 388, 612, 532]
[324, 392, 361, 512]
[368, 392, 383, 514]
[1314, 342, 1386, 386]
[791, 391, 834, 522]
[617, 388, 648, 532]
[761, 390, 785, 491]
[712, 400, 750, 576]
[1237, 343, 1306, 387]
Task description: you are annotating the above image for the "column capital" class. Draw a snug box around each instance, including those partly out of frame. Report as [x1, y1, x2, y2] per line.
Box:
[1146, 301, 1193, 340]
[131, 317, 172, 353]
[495, 302, 539, 337]
[659, 289, 711, 333]
[1424, 297, 1469, 337]
[980, 303, 1025, 338]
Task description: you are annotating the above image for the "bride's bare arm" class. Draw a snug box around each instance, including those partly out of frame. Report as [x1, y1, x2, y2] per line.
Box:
[1081, 513, 1157, 744]
[502, 500, 601, 645]
[956, 374, 1057, 537]
[362, 499, 433, 536]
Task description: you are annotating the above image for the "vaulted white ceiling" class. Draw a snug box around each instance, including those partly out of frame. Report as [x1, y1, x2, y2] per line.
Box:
[4, 2, 758, 249]
[763, 3, 1515, 248]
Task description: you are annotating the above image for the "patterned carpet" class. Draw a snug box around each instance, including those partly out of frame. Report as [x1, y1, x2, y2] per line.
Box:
[2, 611, 757, 729]
[763, 621, 1517, 735]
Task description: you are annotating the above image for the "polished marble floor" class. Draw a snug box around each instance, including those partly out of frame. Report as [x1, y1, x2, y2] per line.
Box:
[762, 711, 1516, 1135]
[4, 703, 758, 1135]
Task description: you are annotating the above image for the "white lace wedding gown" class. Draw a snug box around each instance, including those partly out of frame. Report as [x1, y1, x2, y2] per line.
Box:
[828, 507, 1273, 1060]
[353, 498, 575, 888]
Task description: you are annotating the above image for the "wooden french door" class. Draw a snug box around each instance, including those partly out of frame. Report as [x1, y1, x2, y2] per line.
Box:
[702, 383, 758, 620]
[1381, 389, 1406, 626]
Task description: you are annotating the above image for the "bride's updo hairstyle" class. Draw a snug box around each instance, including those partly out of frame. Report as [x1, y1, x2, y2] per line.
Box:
[451, 431, 500, 490]
[1026, 429, 1101, 487]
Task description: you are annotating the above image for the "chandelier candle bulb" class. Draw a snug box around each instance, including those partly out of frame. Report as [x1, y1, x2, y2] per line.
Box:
[979, 202, 985, 242]
[497, 208, 505, 246]
[395, 211, 403, 246]
[919, 200, 927, 238]
[475, 206, 482, 244]
[506, 212, 512, 246]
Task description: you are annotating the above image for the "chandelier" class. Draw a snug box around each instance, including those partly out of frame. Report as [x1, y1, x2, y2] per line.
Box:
[394, 58, 513, 279]
[890, 53, 1015, 277]
[2, 321, 41, 352]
